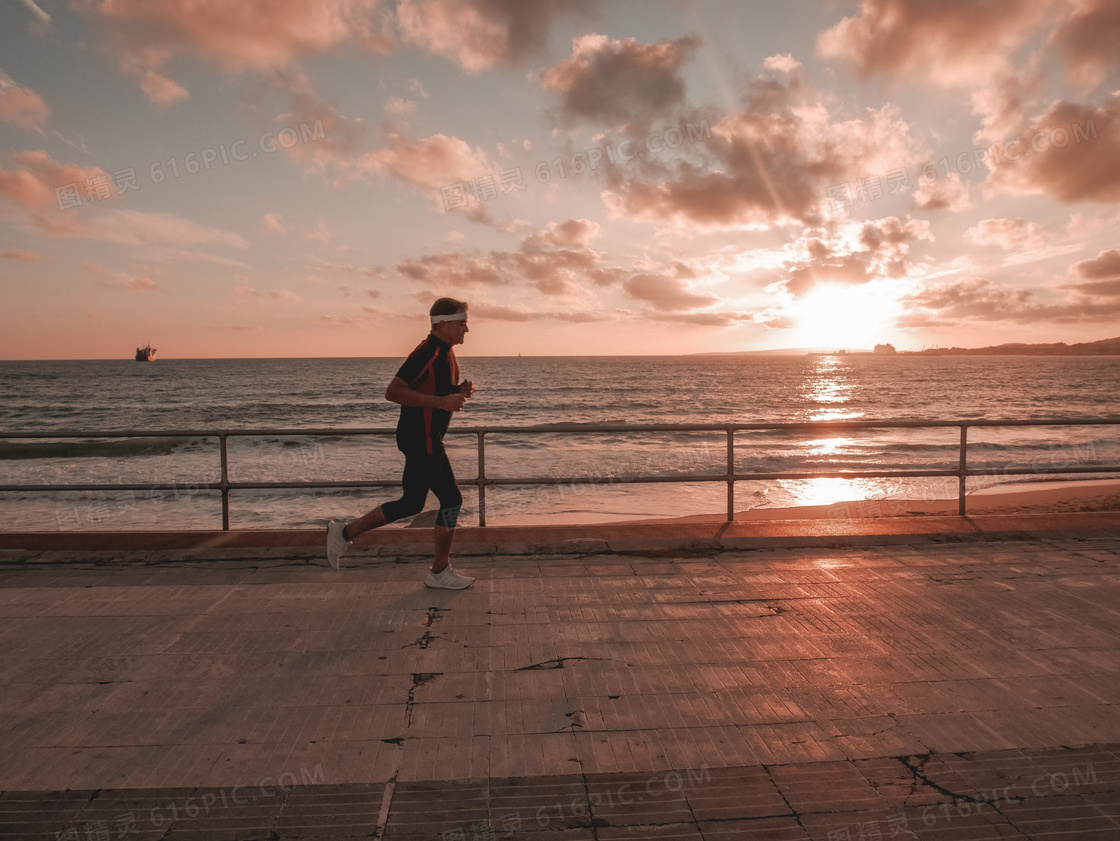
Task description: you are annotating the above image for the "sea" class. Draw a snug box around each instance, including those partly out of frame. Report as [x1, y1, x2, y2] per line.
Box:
[2, 354, 1119, 531]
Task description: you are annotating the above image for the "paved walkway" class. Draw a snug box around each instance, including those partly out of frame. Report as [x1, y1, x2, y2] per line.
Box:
[2, 529, 1120, 839]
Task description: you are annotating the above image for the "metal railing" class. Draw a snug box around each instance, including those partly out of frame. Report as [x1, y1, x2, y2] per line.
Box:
[2, 418, 1119, 529]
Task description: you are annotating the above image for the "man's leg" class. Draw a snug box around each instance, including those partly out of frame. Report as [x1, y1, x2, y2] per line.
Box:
[433, 525, 454, 573]
[344, 505, 387, 541]
[327, 454, 429, 568]
[429, 452, 464, 575]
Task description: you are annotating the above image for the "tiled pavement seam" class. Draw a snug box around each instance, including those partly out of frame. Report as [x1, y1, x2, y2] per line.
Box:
[2, 745, 1119, 840]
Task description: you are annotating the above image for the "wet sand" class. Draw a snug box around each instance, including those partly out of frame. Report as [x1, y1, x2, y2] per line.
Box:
[653, 478, 1120, 523]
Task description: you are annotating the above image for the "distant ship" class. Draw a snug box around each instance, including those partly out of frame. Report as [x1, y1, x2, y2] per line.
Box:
[134, 343, 156, 362]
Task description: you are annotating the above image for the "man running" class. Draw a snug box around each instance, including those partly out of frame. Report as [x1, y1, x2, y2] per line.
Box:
[326, 297, 475, 589]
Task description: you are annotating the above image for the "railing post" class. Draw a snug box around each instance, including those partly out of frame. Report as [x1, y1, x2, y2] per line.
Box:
[958, 424, 968, 516]
[726, 428, 735, 522]
[477, 430, 487, 528]
[219, 431, 230, 530]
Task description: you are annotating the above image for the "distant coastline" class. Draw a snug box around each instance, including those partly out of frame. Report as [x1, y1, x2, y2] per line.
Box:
[694, 336, 1120, 357]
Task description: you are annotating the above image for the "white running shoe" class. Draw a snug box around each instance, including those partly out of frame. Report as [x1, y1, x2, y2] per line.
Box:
[424, 566, 474, 590]
[326, 520, 350, 570]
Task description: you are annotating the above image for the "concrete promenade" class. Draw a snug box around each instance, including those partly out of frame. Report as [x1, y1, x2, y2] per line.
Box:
[2, 514, 1120, 839]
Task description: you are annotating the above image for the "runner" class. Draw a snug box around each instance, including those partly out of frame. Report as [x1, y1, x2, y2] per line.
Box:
[326, 297, 475, 589]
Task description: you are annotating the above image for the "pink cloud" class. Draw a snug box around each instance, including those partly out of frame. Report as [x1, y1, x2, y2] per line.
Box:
[248, 70, 366, 179]
[307, 220, 332, 246]
[622, 271, 717, 312]
[911, 171, 973, 212]
[82, 0, 391, 100]
[269, 289, 303, 302]
[522, 218, 600, 249]
[2, 248, 38, 261]
[396, 0, 590, 71]
[542, 34, 699, 129]
[965, 218, 1046, 249]
[139, 70, 189, 106]
[984, 95, 1120, 202]
[1073, 248, 1120, 279]
[817, 0, 1054, 86]
[95, 209, 249, 248]
[903, 275, 1120, 323]
[1050, 0, 1120, 89]
[0, 72, 50, 130]
[96, 272, 158, 291]
[601, 68, 925, 230]
[0, 150, 115, 236]
[360, 132, 492, 194]
[264, 212, 286, 233]
[779, 215, 933, 296]
[396, 218, 607, 295]
[385, 96, 416, 114]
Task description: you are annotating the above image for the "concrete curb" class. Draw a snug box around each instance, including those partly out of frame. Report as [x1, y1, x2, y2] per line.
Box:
[1, 512, 1118, 561]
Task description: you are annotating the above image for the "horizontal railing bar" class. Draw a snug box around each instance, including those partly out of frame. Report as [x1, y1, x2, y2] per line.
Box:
[7, 464, 1119, 495]
[964, 465, 1120, 477]
[3, 417, 1120, 439]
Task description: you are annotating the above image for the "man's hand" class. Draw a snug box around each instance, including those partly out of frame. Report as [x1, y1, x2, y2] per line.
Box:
[459, 379, 475, 398]
[441, 393, 467, 412]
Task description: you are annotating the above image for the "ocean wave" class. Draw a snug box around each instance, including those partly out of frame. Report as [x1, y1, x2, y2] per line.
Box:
[0, 436, 212, 460]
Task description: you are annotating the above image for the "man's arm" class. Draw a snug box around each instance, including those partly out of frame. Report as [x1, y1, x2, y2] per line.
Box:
[385, 376, 466, 411]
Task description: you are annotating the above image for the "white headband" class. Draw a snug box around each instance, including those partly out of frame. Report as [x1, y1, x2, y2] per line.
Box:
[431, 311, 468, 325]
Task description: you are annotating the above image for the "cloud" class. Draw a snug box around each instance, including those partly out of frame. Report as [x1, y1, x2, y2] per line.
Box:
[601, 67, 924, 230]
[469, 303, 606, 323]
[911, 171, 973, 212]
[385, 96, 416, 114]
[139, 70, 189, 106]
[965, 218, 1046, 249]
[235, 284, 260, 297]
[522, 218, 600, 248]
[646, 310, 756, 327]
[984, 94, 1120, 202]
[0, 71, 51, 130]
[396, 218, 608, 295]
[1071, 279, 1120, 296]
[1073, 248, 1120, 278]
[903, 275, 1120, 323]
[396, 0, 590, 71]
[80, 0, 391, 102]
[307, 220, 332, 246]
[95, 209, 249, 248]
[18, 0, 51, 26]
[96, 272, 158, 291]
[360, 132, 492, 194]
[763, 53, 801, 74]
[264, 212, 286, 233]
[0, 149, 116, 236]
[622, 270, 717, 312]
[816, 0, 1054, 86]
[542, 34, 699, 130]
[245, 70, 367, 179]
[269, 288, 303, 302]
[1050, 0, 1120, 89]
[778, 215, 933, 296]
[207, 323, 264, 331]
[2, 249, 37, 261]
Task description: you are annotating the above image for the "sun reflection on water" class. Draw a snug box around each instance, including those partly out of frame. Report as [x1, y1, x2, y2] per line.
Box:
[782, 476, 876, 507]
[803, 356, 862, 421]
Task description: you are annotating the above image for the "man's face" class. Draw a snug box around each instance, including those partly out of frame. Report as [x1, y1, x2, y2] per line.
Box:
[436, 313, 469, 345]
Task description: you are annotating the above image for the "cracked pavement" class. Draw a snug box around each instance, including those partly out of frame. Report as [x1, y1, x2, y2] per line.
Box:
[1, 535, 1120, 839]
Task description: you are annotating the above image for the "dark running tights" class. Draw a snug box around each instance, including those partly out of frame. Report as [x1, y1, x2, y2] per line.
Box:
[381, 450, 462, 528]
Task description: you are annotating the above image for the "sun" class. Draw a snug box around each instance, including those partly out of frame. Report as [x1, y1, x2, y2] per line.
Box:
[791, 283, 899, 349]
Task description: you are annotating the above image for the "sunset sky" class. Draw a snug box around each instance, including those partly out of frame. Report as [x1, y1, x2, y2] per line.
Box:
[1, 0, 1119, 359]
